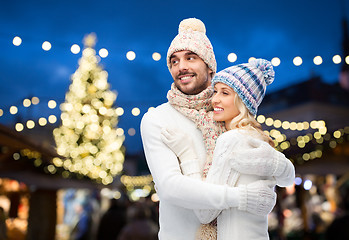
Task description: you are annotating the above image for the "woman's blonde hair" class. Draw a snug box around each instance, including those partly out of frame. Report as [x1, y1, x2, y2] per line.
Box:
[228, 94, 275, 147]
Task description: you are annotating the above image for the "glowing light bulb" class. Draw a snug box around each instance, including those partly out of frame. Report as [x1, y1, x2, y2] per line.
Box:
[26, 120, 35, 129]
[15, 123, 24, 132]
[31, 97, 40, 105]
[13, 36, 22, 46]
[152, 52, 161, 61]
[256, 115, 265, 124]
[48, 100, 57, 109]
[248, 57, 256, 63]
[42, 41, 52, 51]
[38, 117, 47, 126]
[333, 55, 341, 64]
[294, 177, 302, 185]
[23, 99, 31, 107]
[131, 107, 140, 116]
[271, 57, 281, 67]
[48, 115, 57, 123]
[313, 56, 322, 65]
[10, 106, 18, 115]
[293, 56, 303, 66]
[303, 180, 312, 190]
[71, 44, 81, 54]
[227, 53, 237, 63]
[116, 107, 124, 116]
[99, 48, 108, 58]
[126, 51, 136, 61]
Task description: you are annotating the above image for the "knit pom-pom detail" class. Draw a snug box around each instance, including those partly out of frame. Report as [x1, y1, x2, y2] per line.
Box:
[178, 18, 206, 34]
[250, 59, 275, 85]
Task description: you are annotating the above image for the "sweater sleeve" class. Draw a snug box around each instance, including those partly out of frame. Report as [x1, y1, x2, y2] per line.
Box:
[228, 136, 295, 187]
[273, 152, 295, 187]
[140, 111, 240, 210]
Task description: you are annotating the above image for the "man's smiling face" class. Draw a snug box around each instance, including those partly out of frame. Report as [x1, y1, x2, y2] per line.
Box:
[169, 50, 212, 95]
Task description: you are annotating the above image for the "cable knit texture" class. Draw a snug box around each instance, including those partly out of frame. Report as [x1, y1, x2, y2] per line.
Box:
[167, 84, 295, 239]
[167, 18, 217, 73]
[211, 59, 275, 115]
[167, 83, 226, 178]
[168, 84, 225, 239]
[141, 101, 243, 240]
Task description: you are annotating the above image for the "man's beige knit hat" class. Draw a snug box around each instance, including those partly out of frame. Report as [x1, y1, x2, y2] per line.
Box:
[167, 18, 217, 74]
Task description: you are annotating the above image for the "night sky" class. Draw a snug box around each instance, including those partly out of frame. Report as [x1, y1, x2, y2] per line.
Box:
[0, 0, 348, 154]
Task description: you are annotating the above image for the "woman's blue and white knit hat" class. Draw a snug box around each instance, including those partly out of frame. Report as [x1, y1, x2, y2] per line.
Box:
[211, 59, 275, 116]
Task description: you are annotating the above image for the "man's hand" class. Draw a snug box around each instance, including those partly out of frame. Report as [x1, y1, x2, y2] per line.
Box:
[161, 127, 201, 177]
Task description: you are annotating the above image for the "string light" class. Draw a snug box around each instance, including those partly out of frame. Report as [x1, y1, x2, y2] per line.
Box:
[9, 106, 18, 114]
[228, 53, 237, 63]
[313, 56, 323, 65]
[42, 41, 52, 51]
[4, 37, 349, 66]
[271, 57, 281, 67]
[13, 36, 22, 46]
[152, 52, 161, 61]
[126, 51, 136, 61]
[120, 175, 153, 188]
[293, 56, 303, 66]
[23, 99, 31, 107]
[99, 48, 108, 58]
[32, 97, 40, 105]
[48, 100, 57, 109]
[131, 107, 140, 116]
[71, 44, 81, 54]
[248, 57, 256, 63]
[333, 55, 341, 64]
[52, 34, 125, 185]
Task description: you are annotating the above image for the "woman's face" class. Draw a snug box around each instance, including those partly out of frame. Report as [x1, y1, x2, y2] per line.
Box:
[212, 82, 240, 129]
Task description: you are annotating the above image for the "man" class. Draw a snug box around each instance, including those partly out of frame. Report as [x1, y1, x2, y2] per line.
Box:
[140, 18, 276, 239]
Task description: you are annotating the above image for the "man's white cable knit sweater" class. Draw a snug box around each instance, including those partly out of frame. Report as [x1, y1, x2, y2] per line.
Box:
[141, 102, 245, 240]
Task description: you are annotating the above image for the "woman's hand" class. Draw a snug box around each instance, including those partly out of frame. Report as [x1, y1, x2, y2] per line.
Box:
[230, 138, 288, 177]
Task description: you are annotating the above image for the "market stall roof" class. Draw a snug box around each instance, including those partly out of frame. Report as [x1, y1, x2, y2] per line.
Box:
[0, 124, 103, 190]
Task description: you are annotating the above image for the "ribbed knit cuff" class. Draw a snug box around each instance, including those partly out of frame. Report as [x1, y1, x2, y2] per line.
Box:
[272, 152, 287, 177]
[180, 160, 200, 176]
[237, 185, 247, 211]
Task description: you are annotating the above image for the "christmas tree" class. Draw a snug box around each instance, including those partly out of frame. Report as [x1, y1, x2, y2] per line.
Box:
[53, 33, 125, 185]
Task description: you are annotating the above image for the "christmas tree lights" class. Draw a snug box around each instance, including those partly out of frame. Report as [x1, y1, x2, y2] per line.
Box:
[53, 33, 125, 185]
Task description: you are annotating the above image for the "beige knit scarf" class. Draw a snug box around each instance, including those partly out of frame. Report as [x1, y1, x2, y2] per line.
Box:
[167, 83, 226, 240]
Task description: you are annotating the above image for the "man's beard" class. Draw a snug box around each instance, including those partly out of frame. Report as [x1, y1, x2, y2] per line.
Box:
[175, 72, 209, 95]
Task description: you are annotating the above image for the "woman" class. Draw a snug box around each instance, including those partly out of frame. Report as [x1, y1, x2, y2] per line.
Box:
[161, 59, 295, 239]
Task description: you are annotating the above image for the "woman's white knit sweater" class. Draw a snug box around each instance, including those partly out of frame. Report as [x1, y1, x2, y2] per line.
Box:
[183, 129, 295, 240]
